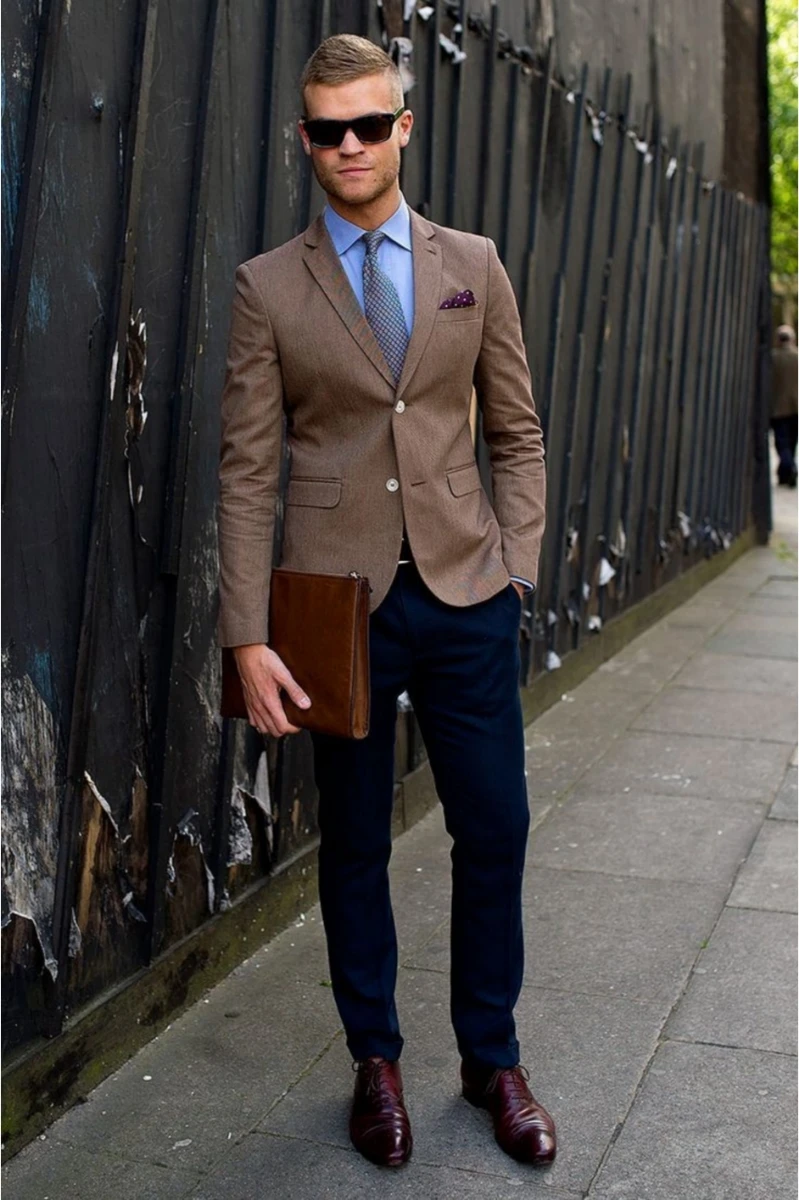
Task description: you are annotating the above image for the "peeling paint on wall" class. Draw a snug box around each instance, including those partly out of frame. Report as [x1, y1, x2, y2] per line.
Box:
[1, 670, 61, 979]
[83, 770, 121, 837]
[246, 750, 273, 851]
[68, 909, 82, 958]
[227, 790, 253, 866]
[125, 309, 149, 524]
[167, 810, 216, 915]
[229, 749, 274, 865]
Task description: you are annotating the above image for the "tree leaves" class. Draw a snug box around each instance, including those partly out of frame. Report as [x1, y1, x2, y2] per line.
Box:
[767, 0, 798, 284]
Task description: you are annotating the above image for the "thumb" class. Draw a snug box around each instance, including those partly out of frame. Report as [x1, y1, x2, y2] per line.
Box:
[280, 670, 311, 709]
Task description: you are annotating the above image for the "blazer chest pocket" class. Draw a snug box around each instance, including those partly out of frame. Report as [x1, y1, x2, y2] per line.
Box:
[435, 306, 481, 323]
[286, 478, 342, 507]
[447, 463, 482, 497]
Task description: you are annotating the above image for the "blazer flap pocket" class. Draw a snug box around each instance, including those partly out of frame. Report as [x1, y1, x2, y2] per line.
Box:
[286, 478, 342, 507]
[447, 463, 482, 497]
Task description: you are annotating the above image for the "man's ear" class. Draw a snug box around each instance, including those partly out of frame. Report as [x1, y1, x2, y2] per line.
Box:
[398, 109, 413, 148]
[298, 119, 312, 156]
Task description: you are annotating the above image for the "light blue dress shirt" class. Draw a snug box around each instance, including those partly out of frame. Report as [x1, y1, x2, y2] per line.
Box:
[322, 196, 533, 595]
[323, 196, 414, 334]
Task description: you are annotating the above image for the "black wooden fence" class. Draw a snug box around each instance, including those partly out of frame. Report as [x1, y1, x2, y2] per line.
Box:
[2, 0, 770, 1059]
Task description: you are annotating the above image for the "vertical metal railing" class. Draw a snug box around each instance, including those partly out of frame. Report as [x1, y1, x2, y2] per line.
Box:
[669, 144, 704, 539]
[573, 73, 631, 644]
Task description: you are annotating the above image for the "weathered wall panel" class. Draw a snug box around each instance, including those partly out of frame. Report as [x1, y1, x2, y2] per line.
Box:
[2, 0, 770, 1066]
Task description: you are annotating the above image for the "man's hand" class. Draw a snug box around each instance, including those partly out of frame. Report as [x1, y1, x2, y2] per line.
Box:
[511, 580, 525, 600]
[232, 643, 311, 737]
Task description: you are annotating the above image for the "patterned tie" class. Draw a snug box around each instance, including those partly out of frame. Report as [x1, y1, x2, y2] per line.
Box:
[362, 231, 409, 384]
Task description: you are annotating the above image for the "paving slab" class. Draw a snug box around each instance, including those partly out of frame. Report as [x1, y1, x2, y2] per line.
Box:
[630, 685, 797, 743]
[582, 731, 791, 802]
[523, 871, 727, 1005]
[524, 730, 609, 800]
[705, 627, 798, 659]
[679, 584, 749, 606]
[672, 650, 797, 693]
[47, 917, 340, 1174]
[261, 966, 664, 1196]
[527, 789, 763, 885]
[561, 663, 664, 698]
[590, 1040, 797, 1200]
[756, 576, 799, 599]
[728, 820, 798, 912]
[770, 766, 798, 821]
[690, 578, 759, 604]
[611, 624, 712, 668]
[532, 687, 647, 740]
[194, 1130, 581, 1200]
[0, 1141, 201, 1200]
[407, 868, 726, 1007]
[666, 908, 797, 1054]
[721, 610, 798, 635]
[657, 602, 736, 630]
[724, 549, 785, 578]
[739, 593, 797, 616]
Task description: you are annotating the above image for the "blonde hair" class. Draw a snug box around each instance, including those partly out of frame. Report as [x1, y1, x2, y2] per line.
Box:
[300, 35, 403, 113]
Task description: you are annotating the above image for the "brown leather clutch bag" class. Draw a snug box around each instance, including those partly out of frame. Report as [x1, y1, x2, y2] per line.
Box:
[220, 568, 370, 739]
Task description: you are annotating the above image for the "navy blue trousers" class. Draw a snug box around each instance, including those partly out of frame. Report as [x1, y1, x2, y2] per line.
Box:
[311, 563, 530, 1070]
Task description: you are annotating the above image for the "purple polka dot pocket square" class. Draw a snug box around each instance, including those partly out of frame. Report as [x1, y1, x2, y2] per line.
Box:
[439, 289, 477, 310]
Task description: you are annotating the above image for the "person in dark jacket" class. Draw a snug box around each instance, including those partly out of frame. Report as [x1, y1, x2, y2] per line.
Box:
[771, 325, 798, 487]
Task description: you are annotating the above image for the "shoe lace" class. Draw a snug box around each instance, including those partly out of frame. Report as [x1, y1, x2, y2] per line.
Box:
[487, 1064, 531, 1102]
[353, 1058, 396, 1104]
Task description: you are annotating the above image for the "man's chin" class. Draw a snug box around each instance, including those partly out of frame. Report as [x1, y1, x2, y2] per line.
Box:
[321, 173, 395, 208]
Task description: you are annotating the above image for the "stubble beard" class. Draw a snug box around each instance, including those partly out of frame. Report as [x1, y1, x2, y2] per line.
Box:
[312, 153, 400, 211]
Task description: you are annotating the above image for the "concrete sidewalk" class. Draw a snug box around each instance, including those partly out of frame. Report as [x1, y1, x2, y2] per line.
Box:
[5, 495, 797, 1200]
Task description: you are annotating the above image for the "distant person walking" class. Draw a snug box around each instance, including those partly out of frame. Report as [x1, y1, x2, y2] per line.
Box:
[771, 325, 798, 488]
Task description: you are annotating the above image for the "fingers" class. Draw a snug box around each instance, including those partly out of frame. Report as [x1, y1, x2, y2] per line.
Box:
[242, 678, 304, 738]
[235, 647, 311, 738]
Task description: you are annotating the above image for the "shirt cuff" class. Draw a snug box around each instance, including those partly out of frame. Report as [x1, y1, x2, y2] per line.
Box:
[510, 576, 535, 594]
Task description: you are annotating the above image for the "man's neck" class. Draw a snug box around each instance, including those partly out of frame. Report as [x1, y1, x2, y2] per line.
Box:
[325, 186, 402, 231]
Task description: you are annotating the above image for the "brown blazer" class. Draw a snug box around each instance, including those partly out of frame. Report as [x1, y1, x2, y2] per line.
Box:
[218, 209, 546, 647]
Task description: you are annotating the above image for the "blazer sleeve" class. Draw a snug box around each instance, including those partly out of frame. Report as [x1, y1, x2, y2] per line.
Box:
[217, 262, 284, 647]
[473, 237, 546, 587]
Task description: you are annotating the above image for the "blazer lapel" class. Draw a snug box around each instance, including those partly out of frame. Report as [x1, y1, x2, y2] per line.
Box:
[396, 211, 442, 399]
[302, 214, 395, 389]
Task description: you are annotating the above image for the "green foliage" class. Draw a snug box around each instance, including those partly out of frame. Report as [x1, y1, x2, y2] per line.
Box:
[768, 0, 798, 282]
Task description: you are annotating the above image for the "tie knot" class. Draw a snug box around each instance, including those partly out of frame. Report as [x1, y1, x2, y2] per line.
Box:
[363, 230, 385, 258]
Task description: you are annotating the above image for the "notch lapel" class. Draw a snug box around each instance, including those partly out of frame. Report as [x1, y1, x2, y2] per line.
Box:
[396, 212, 442, 399]
[302, 215, 395, 389]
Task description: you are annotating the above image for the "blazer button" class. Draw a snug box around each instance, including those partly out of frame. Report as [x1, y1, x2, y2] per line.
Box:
[394, 400, 405, 413]
[386, 478, 399, 492]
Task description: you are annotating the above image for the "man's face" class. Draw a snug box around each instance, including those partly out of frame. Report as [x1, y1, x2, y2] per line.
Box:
[299, 73, 413, 209]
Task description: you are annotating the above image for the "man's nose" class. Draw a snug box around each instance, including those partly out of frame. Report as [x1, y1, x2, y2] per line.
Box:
[339, 128, 365, 155]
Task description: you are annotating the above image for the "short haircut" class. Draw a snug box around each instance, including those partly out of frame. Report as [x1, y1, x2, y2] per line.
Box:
[300, 35, 403, 114]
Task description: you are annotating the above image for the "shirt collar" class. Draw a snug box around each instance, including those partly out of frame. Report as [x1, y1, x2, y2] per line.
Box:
[323, 194, 412, 255]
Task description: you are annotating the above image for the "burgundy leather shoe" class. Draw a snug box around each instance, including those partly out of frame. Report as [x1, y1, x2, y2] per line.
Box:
[461, 1062, 557, 1166]
[350, 1057, 413, 1167]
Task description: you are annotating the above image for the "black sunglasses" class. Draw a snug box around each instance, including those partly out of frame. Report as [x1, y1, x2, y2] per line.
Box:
[302, 106, 406, 149]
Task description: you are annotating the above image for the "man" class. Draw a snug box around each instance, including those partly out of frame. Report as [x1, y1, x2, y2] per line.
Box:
[218, 34, 554, 1170]
[771, 325, 798, 488]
